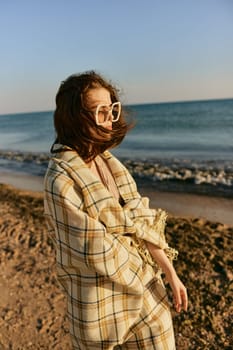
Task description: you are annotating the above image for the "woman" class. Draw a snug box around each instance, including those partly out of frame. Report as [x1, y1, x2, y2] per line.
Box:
[44, 71, 188, 349]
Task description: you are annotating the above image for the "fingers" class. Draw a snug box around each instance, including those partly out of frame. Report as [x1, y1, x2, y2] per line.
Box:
[167, 273, 188, 313]
[174, 286, 188, 313]
[181, 288, 188, 312]
[174, 302, 181, 313]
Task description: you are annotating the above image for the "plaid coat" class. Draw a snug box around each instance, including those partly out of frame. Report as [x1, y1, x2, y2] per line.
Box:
[44, 148, 176, 349]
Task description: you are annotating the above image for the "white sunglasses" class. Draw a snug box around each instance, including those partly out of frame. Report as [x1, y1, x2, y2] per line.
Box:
[95, 102, 121, 125]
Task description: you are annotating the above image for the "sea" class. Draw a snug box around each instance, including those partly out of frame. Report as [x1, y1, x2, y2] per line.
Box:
[0, 98, 233, 197]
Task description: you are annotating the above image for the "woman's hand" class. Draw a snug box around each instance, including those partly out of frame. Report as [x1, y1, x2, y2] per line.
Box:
[164, 269, 188, 313]
[146, 242, 188, 313]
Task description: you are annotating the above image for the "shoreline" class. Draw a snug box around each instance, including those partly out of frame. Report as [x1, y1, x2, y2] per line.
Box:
[0, 150, 232, 198]
[140, 187, 233, 226]
[0, 171, 232, 226]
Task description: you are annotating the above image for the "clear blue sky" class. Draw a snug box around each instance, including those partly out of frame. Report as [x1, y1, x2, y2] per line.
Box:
[1, 0, 233, 114]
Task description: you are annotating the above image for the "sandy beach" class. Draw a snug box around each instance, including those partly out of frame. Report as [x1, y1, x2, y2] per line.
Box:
[0, 177, 232, 349]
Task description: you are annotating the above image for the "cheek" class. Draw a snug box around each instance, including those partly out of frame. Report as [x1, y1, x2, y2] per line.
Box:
[102, 122, 112, 130]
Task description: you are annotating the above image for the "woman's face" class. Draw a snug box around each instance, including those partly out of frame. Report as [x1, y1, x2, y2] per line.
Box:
[84, 87, 113, 130]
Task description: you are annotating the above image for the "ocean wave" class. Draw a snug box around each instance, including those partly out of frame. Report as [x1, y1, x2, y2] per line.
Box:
[124, 159, 233, 187]
[123, 159, 233, 197]
[0, 150, 50, 163]
[0, 150, 49, 176]
[0, 150, 232, 196]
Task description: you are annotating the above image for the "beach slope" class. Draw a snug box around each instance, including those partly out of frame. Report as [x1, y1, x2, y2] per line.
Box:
[0, 184, 232, 349]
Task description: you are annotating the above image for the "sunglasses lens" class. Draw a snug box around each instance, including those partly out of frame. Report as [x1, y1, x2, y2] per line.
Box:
[97, 107, 110, 124]
[96, 103, 121, 125]
[112, 103, 120, 121]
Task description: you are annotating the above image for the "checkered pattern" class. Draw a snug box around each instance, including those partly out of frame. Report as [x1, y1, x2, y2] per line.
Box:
[44, 148, 176, 349]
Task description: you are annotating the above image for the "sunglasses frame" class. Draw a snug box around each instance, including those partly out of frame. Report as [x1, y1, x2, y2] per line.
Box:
[95, 102, 121, 125]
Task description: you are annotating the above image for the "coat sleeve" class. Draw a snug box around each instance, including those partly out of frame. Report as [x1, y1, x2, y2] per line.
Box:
[108, 156, 168, 249]
[44, 169, 144, 291]
[123, 195, 178, 262]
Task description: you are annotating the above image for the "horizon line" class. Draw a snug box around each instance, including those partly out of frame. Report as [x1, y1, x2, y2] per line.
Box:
[1, 96, 233, 116]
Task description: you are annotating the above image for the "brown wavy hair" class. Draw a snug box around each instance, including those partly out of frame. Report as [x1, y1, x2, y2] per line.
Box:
[51, 70, 134, 162]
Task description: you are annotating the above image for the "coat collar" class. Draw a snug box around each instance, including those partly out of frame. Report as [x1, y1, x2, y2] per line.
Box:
[53, 146, 138, 203]
[51, 147, 138, 234]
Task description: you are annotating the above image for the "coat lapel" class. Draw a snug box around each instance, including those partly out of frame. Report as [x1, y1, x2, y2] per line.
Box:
[100, 151, 140, 203]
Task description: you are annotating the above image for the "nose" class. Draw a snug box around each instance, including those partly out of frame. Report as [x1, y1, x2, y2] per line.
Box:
[104, 120, 112, 130]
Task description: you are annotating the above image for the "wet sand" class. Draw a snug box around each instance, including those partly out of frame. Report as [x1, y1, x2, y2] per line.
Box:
[140, 188, 233, 226]
[0, 178, 232, 349]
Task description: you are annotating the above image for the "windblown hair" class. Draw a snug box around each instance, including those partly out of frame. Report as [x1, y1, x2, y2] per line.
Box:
[51, 70, 133, 161]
